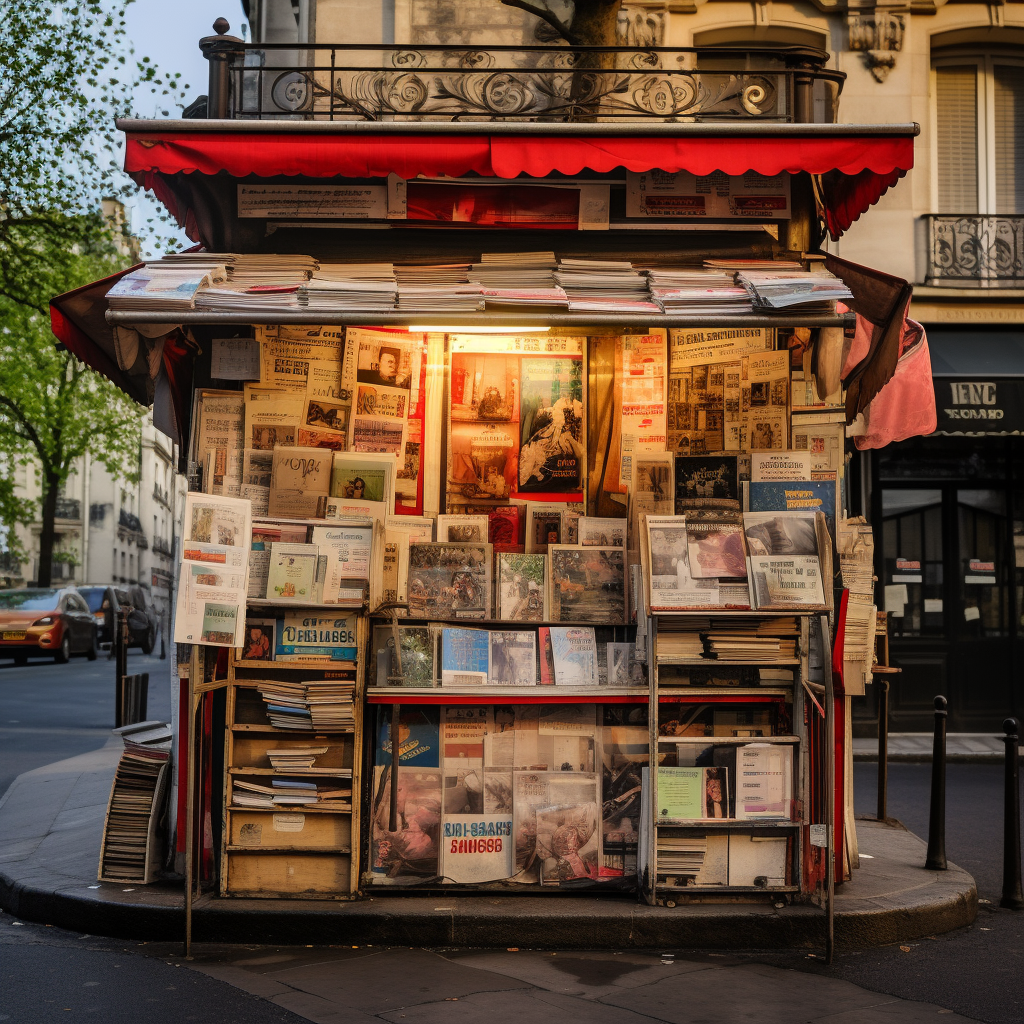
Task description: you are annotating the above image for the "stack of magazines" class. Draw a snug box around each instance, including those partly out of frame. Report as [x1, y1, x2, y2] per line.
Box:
[738, 269, 853, 311]
[107, 262, 226, 311]
[554, 258, 658, 313]
[470, 252, 569, 311]
[395, 264, 484, 312]
[299, 263, 398, 312]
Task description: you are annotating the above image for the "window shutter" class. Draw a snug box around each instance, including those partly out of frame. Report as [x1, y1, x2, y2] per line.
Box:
[935, 65, 979, 214]
[993, 64, 1024, 215]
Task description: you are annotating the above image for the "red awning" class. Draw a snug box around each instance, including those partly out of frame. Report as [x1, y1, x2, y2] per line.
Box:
[123, 126, 915, 239]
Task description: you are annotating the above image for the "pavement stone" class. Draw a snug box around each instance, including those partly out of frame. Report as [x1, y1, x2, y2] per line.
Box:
[0, 740, 978, 951]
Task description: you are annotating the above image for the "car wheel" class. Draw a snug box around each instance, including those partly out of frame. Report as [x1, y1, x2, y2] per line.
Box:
[54, 634, 71, 664]
[14, 654, 28, 666]
[141, 626, 156, 656]
[86, 628, 98, 661]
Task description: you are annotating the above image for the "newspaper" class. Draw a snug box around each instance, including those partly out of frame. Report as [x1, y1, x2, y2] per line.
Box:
[617, 332, 667, 488]
[195, 390, 244, 496]
[173, 493, 252, 647]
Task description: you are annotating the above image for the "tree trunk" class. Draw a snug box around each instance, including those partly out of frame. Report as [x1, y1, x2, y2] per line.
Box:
[37, 474, 60, 587]
[569, 0, 621, 48]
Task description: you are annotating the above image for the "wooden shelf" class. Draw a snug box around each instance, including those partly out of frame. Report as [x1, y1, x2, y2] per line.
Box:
[370, 616, 631, 629]
[657, 734, 800, 745]
[248, 598, 363, 611]
[227, 845, 353, 853]
[229, 767, 352, 777]
[656, 687, 791, 697]
[367, 686, 648, 704]
[656, 658, 800, 667]
[655, 819, 800, 828]
[229, 804, 352, 814]
[233, 659, 358, 671]
[230, 723, 355, 734]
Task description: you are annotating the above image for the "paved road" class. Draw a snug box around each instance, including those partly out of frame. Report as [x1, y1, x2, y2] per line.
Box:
[0, 649, 171, 796]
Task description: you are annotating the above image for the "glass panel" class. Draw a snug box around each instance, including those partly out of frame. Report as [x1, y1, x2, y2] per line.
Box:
[881, 489, 944, 637]
[993, 64, 1024, 215]
[876, 437, 1006, 481]
[935, 65, 979, 214]
[958, 489, 1008, 636]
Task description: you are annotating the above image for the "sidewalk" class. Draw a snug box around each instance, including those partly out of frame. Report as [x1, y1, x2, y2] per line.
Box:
[0, 739, 977, 950]
[853, 732, 1021, 762]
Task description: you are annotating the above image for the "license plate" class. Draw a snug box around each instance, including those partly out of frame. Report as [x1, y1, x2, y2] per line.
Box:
[3, 631, 26, 641]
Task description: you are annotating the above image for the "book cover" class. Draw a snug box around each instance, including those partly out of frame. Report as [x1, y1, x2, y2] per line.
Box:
[200, 602, 238, 645]
[497, 552, 547, 621]
[548, 546, 625, 623]
[549, 626, 598, 687]
[736, 744, 793, 820]
[275, 612, 358, 660]
[268, 446, 332, 518]
[487, 505, 522, 551]
[266, 542, 318, 600]
[407, 542, 492, 619]
[685, 509, 748, 579]
[674, 455, 739, 511]
[441, 628, 490, 687]
[241, 618, 275, 662]
[488, 630, 538, 686]
[747, 479, 837, 545]
[375, 706, 441, 767]
[538, 626, 555, 685]
[606, 642, 643, 687]
[525, 502, 564, 554]
[518, 358, 584, 493]
[645, 515, 722, 611]
[744, 511, 825, 608]
[436, 514, 489, 544]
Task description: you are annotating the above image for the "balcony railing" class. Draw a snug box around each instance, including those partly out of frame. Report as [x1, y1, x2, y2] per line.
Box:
[924, 214, 1024, 287]
[54, 497, 81, 521]
[202, 39, 843, 124]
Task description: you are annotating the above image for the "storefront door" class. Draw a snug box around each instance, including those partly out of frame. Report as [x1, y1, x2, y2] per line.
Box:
[871, 438, 1022, 732]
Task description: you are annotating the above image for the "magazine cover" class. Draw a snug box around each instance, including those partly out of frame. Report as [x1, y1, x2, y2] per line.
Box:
[744, 511, 825, 608]
[373, 624, 434, 686]
[266, 542, 318, 600]
[330, 451, 395, 505]
[488, 630, 538, 686]
[685, 510, 748, 579]
[276, 613, 358, 661]
[606, 642, 644, 687]
[578, 517, 626, 548]
[535, 801, 602, 883]
[511, 770, 601, 883]
[525, 502, 564, 554]
[538, 626, 556, 685]
[370, 766, 442, 880]
[549, 626, 599, 686]
[548, 546, 625, 623]
[518, 358, 584, 493]
[747, 479, 837, 545]
[674, 455, 739, 511]
[241, 618, 275, 661]
[645, 516, 721, 611]
[440, 814, 514, 883]
[487, 506, 522, 551]
[436, 514, 489, 544]
[375, 706, 441, 767]
[497, 552, 547, 621]
[407, 542, 492, 619]
[441, 628, 490, 687]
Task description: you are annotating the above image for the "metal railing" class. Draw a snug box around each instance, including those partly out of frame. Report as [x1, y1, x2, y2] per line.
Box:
[924, 214, 1024, 287]
[201, 33, 843, 124]
[54, 497, 81, 521]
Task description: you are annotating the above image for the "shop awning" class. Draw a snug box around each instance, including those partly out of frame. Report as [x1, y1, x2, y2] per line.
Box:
[928, 329, 1024, 435]
[118, 120, 917, 240]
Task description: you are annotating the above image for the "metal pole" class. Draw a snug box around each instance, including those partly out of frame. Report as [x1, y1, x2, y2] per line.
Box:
[925, 695, 947, 871]
[820, 615, 836, 965]
[114, 608, 127, 728]
[1001, 717, 1023, 910]
[200, 19, 243, 120]
[876, 679, 889, 821]
[389, 702, 400, 832]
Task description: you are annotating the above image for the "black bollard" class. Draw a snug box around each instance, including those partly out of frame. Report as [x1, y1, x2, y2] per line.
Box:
[925, 695, 947, 871]
[877, 679, 890, 821]
[1001, 717, 1023, 911]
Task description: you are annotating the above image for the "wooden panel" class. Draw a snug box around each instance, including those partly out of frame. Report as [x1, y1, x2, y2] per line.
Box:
[226, 852, 353, 896]
[231, 733, 354, 770]
[229, 809, 352, 851]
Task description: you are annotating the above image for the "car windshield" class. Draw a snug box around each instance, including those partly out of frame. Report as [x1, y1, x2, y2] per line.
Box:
[77, 588, 107, 613]
[0, 589, 60, 611]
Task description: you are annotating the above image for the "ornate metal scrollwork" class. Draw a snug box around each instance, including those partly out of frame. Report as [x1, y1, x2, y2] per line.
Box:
[927, 215, 1024, 284]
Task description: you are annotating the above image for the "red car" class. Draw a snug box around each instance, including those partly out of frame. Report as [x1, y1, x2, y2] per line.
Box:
[0, 588, 99, 664]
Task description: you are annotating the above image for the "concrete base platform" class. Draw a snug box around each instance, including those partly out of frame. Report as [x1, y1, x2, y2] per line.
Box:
[0, 739, 977, 950]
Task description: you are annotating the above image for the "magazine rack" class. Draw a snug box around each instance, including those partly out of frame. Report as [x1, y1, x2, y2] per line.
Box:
[641, 610, 819, 904]
[218, 621, 366, 899]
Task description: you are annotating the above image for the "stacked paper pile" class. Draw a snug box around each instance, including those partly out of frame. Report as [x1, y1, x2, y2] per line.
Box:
[306, 680, 356, 730]
[107, 263, 226, 311]
[395, 264, 484, 312]
[738, 269, 854, 311]
[658, 836, 708, 875]
[256, 680, 314, 729]
[703, 634, 798, 662]
[703, 258, 803, 272]
[554, 258, 659, 313]
[224, 254, 317, 287]
[469, 252, 570, 310]
[266, 746, 328, 770]
[98, 745, 169, 881]
[189, 253, 317, 312]
[233, 778, 352, 809]
[656, 631, 706, 662]
[300, 263, 398, 312]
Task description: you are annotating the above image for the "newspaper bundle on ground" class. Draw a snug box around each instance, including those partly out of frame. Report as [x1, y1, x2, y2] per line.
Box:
[174, 493, 252, 647]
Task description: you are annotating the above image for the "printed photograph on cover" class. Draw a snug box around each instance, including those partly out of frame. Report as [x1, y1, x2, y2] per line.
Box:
[512, 771, 600, 883]
[548, 626, 598, 687]
[448, 422, 517, 504]
[525, 503, 563, 553]
[631, 453, 674, 516]
[578, 517, 626, 548]
[744, 511, 819, 557]
[518, 357, 584, 493]
[549, 546, 625, 623]
[370, 766, 442, 880]
[536, 801, 601, 883]
[407, 543, 492, 619]
[357, 341, 414, 391]
[483, 769, 514, 814]
[442, 707, 487, 814]
[302, 397, 349, 436]
[743, 351, 789, 450]
[187, 497, 250, 548]
[376, 706, 441, 767]
[330, 453, 393, 504]
[747, 479, 837, 544]
[497, 552, 547, 621]
[349, 415, 405, 456]
[607, 642, 645, 687]
[685, 510, 748, 579]
[646, 516, 720, 610]
[241, 618, 275, 662]
[674, 455, 739, 511]
[744, 511, 825, 608]
[436, 515, 489, 544]
[355, 384, 408, 420]
[449, 353, 518, 422]
[373, 625, 435, 687]
[488, 631, 538, 686]
[200, 602, 238, 645]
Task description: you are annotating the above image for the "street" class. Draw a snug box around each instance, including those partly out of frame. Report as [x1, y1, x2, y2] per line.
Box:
[1, 661, 1022, 1023]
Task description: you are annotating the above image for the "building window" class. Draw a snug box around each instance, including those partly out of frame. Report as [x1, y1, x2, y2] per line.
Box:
[934, 56, 1024, 214]
[121, 551, 126, 578]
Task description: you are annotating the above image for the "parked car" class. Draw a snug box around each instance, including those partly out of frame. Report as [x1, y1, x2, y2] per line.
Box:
[0, 588, 98, 664]
[78, 584, 158, 654]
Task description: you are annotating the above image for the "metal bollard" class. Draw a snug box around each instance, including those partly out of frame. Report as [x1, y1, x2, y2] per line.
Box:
[925, 695, 947, 871]
[877, 679, 890, 821]
[1001, 717, 1023, 911]
[114, 608, 128, 729]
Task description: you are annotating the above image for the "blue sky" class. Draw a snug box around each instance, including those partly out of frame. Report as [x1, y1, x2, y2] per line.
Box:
[121, 0, 249, 253]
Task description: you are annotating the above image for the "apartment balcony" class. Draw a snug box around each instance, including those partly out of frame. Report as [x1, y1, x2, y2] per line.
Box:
[152, 537, 173, 557]
[152, 484, 171, 510]
[49, 561, 76, 582]
[54, 497, 82, 521]
[924, 215, 1024, 288]
[202, 36, 843, 123]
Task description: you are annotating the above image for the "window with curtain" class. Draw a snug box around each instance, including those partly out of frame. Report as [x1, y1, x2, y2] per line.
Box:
[934, 56, 1024, 214]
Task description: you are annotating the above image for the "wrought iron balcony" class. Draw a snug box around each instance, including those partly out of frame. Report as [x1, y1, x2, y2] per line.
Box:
[924, 215, 1024, 287]
[54, 497, 81, 521]
[201, 38, 843, 123]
